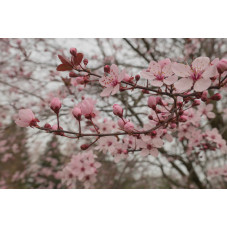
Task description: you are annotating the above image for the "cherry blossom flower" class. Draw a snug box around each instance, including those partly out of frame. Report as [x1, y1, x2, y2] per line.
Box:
[141, 59, 178, 87]
[198, 103, 215, 119]
[137, 139, 159, 157]
[172, 57, 218, 92]
[99, 64, 126, 96]
[15, 109, 39, 127]
[124, 122, 134, 133]
[79, 98, 96, 118]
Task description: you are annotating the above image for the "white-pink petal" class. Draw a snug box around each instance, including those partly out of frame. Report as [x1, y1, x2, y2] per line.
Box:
[172, 63, 192, 78]
[174, 78, 193, 92]
[111, 84, 120, 95]
[202, 65, 218, 79]
[194, 78, 211, 92]
[163, 75, 178, 85]
[150, 79, 163, 87]
[148, 61, 161, 76]
[100, 87, 113, 97]
[192, 57, 210, 72]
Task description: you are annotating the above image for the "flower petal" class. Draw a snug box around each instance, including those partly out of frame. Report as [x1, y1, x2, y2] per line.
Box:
[162, 63, 173, 77]
[192, 57, 210, 72]
[111, 84, 120, 95]
[100, 87, 113, 97]
[150, 148, 159, 157]
[194, 78, 211, 92]
[172, 63, 192, 77]
[202, 65, 218, 79]
[163, 75, 178, 85]
[174, 78, 193, 92]
[150, 79, 163, 87]
[99, 76, 113, 87]
[148, 61, 161, 76]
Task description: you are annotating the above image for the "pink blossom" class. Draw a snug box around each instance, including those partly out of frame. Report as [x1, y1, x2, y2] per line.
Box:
[113, 104, 123, 117]
[172, 57, 218, 92]
[15, 109, 39, 127]
[72, 106, 82, 120]
[141, 59, 178, 87]
[79, 98, 95, 118]
[99, 64, 126, 96]
[50, 97, 62, 114]
[217, 59, 227, 73]
[124, 122, 134, 133]
[117, 118, 126, 130]
[148, 96, 157, 109]
[198, 103, 215, 119]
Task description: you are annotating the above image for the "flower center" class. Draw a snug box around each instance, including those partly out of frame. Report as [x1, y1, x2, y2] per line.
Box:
[155, 72, 164, 81]
[191, 70, 202, 81]
[111, 80, 118, 86]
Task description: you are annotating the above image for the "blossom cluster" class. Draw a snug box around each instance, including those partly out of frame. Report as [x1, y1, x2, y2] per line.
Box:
[61, 151, 101, 189]
[14, 48, 227, 188]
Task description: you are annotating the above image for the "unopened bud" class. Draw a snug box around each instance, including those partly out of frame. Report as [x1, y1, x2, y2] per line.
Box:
[179, 115, 187, 122]
[70, 48, 77, 57]
[192, 99, 200, 106]
[104, 65, 110, 74]
[210, 93, 222, 101]
[50, 97, 62, 114]
[201, 91, 208, 102]
[135, 75, 140, 81]
[113, 104, 123, 118]
[148, 96, 157, 110]
[69, 71, 77, 77]
[83, 59, 88, 65]
[72, 107, 82, 121]
[81, 144, 89, 150]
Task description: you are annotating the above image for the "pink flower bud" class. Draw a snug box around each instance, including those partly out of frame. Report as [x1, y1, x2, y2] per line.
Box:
[15, 109, 39, 128]
[148, 96, 157, 110]
[142, 89, 150, 94]
[81, 144, 89, 150]
[217, 59, 227, 74]
[177, 102, 183, 107]
[118, 118, 125, 129]
[151, 130, 157, 137]
[156, 97, 163, 105]
[50, 97, 62, 114]
[123, 74, 131, 82]
[83, 59, 88, 65]
[170, 123, 177, 129]
[124, 122, 134, 133]
[104, 65, 110, 74]
[210, 93, 222, 101]
[44, 123, 52, 129]
[192, 99, 200, 106]
[113, 104, 123, 118]
[135, 74, 140, 81]
[70, 48, 77, 57]
[69, 71, 77, 77]
[123, 150, 128, 154]
[72, 107, 82, 120]
[148, 115, 153, 120]
[201, 91, 208, 102]
[179, 115, 187, 122]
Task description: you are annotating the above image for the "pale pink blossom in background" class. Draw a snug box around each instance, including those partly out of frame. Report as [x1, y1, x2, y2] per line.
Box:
[15, 109, 38, 127]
